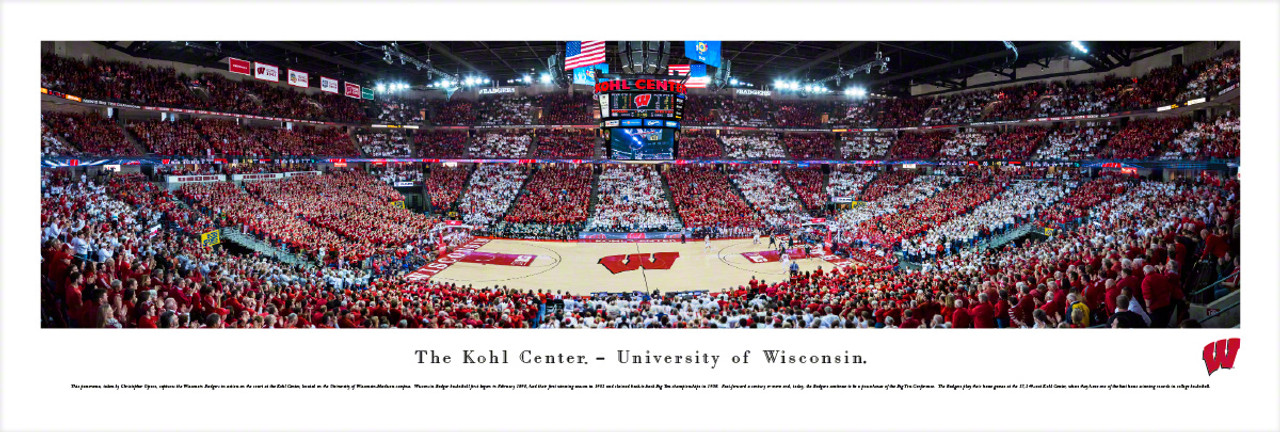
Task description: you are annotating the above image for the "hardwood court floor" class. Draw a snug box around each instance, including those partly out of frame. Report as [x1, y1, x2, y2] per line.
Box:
[430, 239, 837, 295]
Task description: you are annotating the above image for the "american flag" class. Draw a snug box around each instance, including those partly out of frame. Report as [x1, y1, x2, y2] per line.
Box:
[668, 64, 711, 88]
[565, 41, 606, 70]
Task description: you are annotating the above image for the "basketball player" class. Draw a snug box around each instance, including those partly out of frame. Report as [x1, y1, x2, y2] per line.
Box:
[704, 234, 712, 252]
[779, 252, 790, 273]
[752, 230, 761, 245]
[768, 233, 777, 247]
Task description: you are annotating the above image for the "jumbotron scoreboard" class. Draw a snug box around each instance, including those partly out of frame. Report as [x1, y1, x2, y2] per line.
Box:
[594, 78, 687, 160]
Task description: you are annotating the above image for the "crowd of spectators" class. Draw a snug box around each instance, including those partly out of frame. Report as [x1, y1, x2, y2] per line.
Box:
[250, 125, 355, 156]
[42, 111, 139, 156]
[681, 94, 716, 126]
[664, 166, 763, 233]
[1114, 65, 1194, 112]
[126, 120, 209, 157]
[194, 73, 368, 124]
[887, 131, 951, 160]
[852, 174, 1008, 247]
[458, 164, 529, 226]
[42, 53, 204, 110]
[40, 163, 1237, 329]
[41, 116, 76, 156]
[1177, 53, 1240, 101]
[772, 102, 826, 127]
[470, 132, 533, 158]
[1159, 115, 1239, 161]
[1197, 115, 1240, 160]
[826, 166, 878, 202]
[415, 130, 469, 158]
[982, 127, 1048, 160]
[475, 96, 535, 125]
[907, 180, 1074, 260]
[431, 99, 475, 125]
[721, 132, 787, 159]
[781, 167, 828, 213]
[781, 133, 835, 160]
[979, 84, 1051, 122]
[423, 165, 471, 212]
[730, 166, 809, 226]
[1038, 175, 1131, 225]
[535, 129, 596, 158]
[193, 119, 256, 156]
[369, 163, 423, 185]
[715, 96, 776, 127]
[245, 170, 434, 251]
[676, 130, 724, 158]
[538, 93, 593, 125]
[936, 131, 992, 160]
[1102, 117, 1188, 160]
[923, 91, 998, 126]
[833, 174, 948, 242]
[859, 169, 918, 202]
[504, 165, 593, 226]
[874, 98, 932, 128]
[837, 133, 895, 160]
[1032, 124, 1114, 161]
[180, 181, 360, 260]
[356, 130, 414, 157]
[586, 165, 681, 232]
[374, 96, 428, 124]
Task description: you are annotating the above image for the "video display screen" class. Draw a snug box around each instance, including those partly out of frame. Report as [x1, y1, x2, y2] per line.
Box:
[608, 93, 678, 119]
[609, 128, 675, 160]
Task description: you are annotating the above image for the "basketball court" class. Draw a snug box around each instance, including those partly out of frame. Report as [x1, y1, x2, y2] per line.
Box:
[406, 238, 856, 295]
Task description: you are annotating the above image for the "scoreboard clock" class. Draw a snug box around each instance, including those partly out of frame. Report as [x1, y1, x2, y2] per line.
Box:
[595, 77, 687, 160]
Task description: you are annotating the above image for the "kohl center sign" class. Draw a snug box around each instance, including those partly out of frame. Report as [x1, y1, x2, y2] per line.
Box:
[593, 78, 689, 95]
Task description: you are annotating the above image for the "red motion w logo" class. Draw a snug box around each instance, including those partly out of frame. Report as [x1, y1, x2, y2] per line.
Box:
[634, 94, 652, 108]
[598, 252, 679, 274]
[1202, 338, 1241, 376]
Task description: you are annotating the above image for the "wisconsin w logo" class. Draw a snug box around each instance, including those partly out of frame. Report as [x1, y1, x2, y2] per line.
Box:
[598, 252, 679, 274]
[1202, 338, 1240, 376]
[634, 94, 652, 108]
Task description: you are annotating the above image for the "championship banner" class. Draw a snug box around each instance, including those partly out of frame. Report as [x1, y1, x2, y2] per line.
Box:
[200, 230, 222, 247]
[287, 69, 309, 88]
[228, 58, 251, 75]
[344, 82, 361, 99]
[572, 64, 609, 86]
[684, 40, 722, 67]
[361, 87, 375, 100]
[320, 76, 340, 93]
[253, 62, 279, 82]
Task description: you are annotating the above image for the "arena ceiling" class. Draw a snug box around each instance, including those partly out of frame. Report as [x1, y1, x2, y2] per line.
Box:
[98, 41, 1196, 97]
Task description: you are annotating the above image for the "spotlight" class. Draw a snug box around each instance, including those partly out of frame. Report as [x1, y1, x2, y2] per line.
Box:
[376, 83, 387, 93]
[1070, 41, 1088, 54]
[730, 78, 739, 86]
[483, 78, 490, 84]
[540, 73, 552, 84]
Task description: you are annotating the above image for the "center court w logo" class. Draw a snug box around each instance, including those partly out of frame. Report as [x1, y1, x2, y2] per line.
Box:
[1202, 338, 1240, 376]
[598, 252, 679, 274]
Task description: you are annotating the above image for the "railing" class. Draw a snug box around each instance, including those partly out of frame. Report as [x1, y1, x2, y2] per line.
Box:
[1190, 269, 1239, 304]
[1197, 299, 1240, 326]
